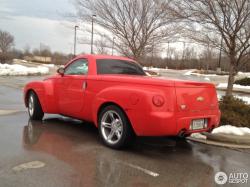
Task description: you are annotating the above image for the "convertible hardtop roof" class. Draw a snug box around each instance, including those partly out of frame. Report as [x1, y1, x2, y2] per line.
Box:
[76, 54, 136, 62]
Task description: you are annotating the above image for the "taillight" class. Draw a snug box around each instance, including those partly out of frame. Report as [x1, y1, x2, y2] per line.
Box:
[152, 95, 165, 107]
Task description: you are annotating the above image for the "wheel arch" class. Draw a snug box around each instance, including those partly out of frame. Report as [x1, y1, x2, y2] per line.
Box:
[24, 88, 45, 113]
[96, 101, 136, 135]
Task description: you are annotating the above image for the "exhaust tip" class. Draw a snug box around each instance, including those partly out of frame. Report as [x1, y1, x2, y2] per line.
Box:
[178, 129, 187, 138]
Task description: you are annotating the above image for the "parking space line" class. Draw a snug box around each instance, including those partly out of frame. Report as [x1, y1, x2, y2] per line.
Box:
[123, 162, 159, 177]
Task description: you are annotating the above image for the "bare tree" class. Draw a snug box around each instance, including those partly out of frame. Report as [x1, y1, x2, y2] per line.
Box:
[0, 30, 14, 63]
[0, 30, 14, 53]
[75, 0, 179, 61]
[174, 0, 250, 96]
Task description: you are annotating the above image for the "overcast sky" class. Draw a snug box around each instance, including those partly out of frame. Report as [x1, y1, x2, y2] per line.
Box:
[0, 0, 90, 54]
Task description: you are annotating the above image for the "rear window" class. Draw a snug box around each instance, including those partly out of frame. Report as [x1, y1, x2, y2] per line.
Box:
[96, 59, 146, 75]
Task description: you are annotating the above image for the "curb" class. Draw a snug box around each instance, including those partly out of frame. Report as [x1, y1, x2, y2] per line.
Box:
[203, 132, 250, 145]
[187, 132, 250, 149]
[187, 137, 250, 149]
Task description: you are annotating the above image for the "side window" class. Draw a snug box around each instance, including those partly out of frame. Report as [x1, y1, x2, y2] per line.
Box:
[64, 59, 88, 75]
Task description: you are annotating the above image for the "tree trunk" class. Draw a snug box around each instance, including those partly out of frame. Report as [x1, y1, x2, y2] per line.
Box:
[225, 63, 236, 97]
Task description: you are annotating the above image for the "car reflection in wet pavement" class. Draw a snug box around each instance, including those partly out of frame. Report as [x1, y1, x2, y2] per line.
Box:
[0, 112, 241, 187]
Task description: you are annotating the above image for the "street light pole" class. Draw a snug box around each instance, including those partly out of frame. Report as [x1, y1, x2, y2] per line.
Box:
[74, 25, 79, 57]
[112, 37, 115, 55]
[91, 15, 96, 54]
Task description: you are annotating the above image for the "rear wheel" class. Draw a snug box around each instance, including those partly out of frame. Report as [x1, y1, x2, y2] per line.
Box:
[28, 91, 44, 120]
[98, 105, 134, 149]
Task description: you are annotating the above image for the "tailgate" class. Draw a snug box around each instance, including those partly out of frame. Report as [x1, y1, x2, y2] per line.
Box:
[175, 86, 218, 112]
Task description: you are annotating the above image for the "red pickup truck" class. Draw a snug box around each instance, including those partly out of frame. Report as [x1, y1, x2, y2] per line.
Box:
[24, 55, 220, 149]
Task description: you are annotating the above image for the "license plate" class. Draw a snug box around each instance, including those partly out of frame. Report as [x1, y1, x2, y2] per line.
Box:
[190, 119, 206, 130]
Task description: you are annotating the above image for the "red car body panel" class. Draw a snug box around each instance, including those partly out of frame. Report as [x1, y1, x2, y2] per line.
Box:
[24, 55, 220, 136]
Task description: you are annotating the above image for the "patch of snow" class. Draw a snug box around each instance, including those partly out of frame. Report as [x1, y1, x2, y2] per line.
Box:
[184, 70, 193, 76]
[41, 64, 55, 68]
[191, 133, 207, 140]
[184, 70, 219, 77]
[238, 72, 250, 77]
[195, 73, 218, 77]
[212, 125, 250, 136]
[0, 63, 49, 76]
[235, 95, 250, 104]
[216, 83, 227, 88]
[204, 77, 210, 81]
[217, 94, 250, 104]
[143, 66, 168, 72]
[234, 84, 250, 89]
[184, 70, 229, 77]
[217, 83, 250, 90]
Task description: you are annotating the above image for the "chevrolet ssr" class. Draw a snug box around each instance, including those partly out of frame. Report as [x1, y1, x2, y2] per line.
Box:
[24, 55, 220, 149]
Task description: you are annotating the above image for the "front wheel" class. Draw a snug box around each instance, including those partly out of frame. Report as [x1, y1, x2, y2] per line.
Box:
[28, 92, 44, 120]
[98, 105, 135, 149]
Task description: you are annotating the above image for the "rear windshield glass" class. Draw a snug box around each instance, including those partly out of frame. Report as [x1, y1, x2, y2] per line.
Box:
[96, 59, 146, 75]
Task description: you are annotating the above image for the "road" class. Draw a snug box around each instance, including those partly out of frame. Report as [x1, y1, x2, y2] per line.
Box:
[0, 75, 250, 187]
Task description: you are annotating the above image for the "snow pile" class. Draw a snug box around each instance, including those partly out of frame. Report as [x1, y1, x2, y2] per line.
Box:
[190, 125, 250, 140]
[217, 83, 250, 90]
[212, 125, 250, 136]
[0, 63, 49, 76]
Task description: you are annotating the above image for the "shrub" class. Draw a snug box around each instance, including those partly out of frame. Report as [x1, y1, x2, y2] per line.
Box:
[219, 96, 250, 128]
[234, 77, 250, 86]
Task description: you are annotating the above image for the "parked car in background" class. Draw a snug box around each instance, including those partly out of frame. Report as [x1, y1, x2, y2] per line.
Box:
[24, 55, 220, 149]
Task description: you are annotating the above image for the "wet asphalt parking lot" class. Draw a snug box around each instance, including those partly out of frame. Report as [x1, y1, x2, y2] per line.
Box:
[0, 75, 250, 187]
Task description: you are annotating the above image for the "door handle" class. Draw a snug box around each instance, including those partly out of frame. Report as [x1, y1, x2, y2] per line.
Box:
[82, 81, 87, 90]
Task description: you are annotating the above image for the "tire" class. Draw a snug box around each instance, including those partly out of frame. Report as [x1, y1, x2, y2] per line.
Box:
[28, 91, 44, 120]
[98, 105, 135, 149]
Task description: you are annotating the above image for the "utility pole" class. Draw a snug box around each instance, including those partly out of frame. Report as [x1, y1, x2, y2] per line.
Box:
[91, 15, 97, 54]
[74, 25, 79, 56]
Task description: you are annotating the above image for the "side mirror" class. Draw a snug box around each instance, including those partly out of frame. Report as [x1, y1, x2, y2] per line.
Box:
[57, 67, 65, 76]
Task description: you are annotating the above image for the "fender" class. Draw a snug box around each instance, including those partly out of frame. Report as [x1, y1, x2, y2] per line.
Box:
[91, 85, 172, 135]
[24, 80, 59, 113]
[24, 81, 46, 111]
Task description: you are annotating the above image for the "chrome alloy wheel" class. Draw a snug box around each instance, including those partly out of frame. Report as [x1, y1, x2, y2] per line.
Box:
[28, 95, 34, 116]
[101, 110, 123, 144]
